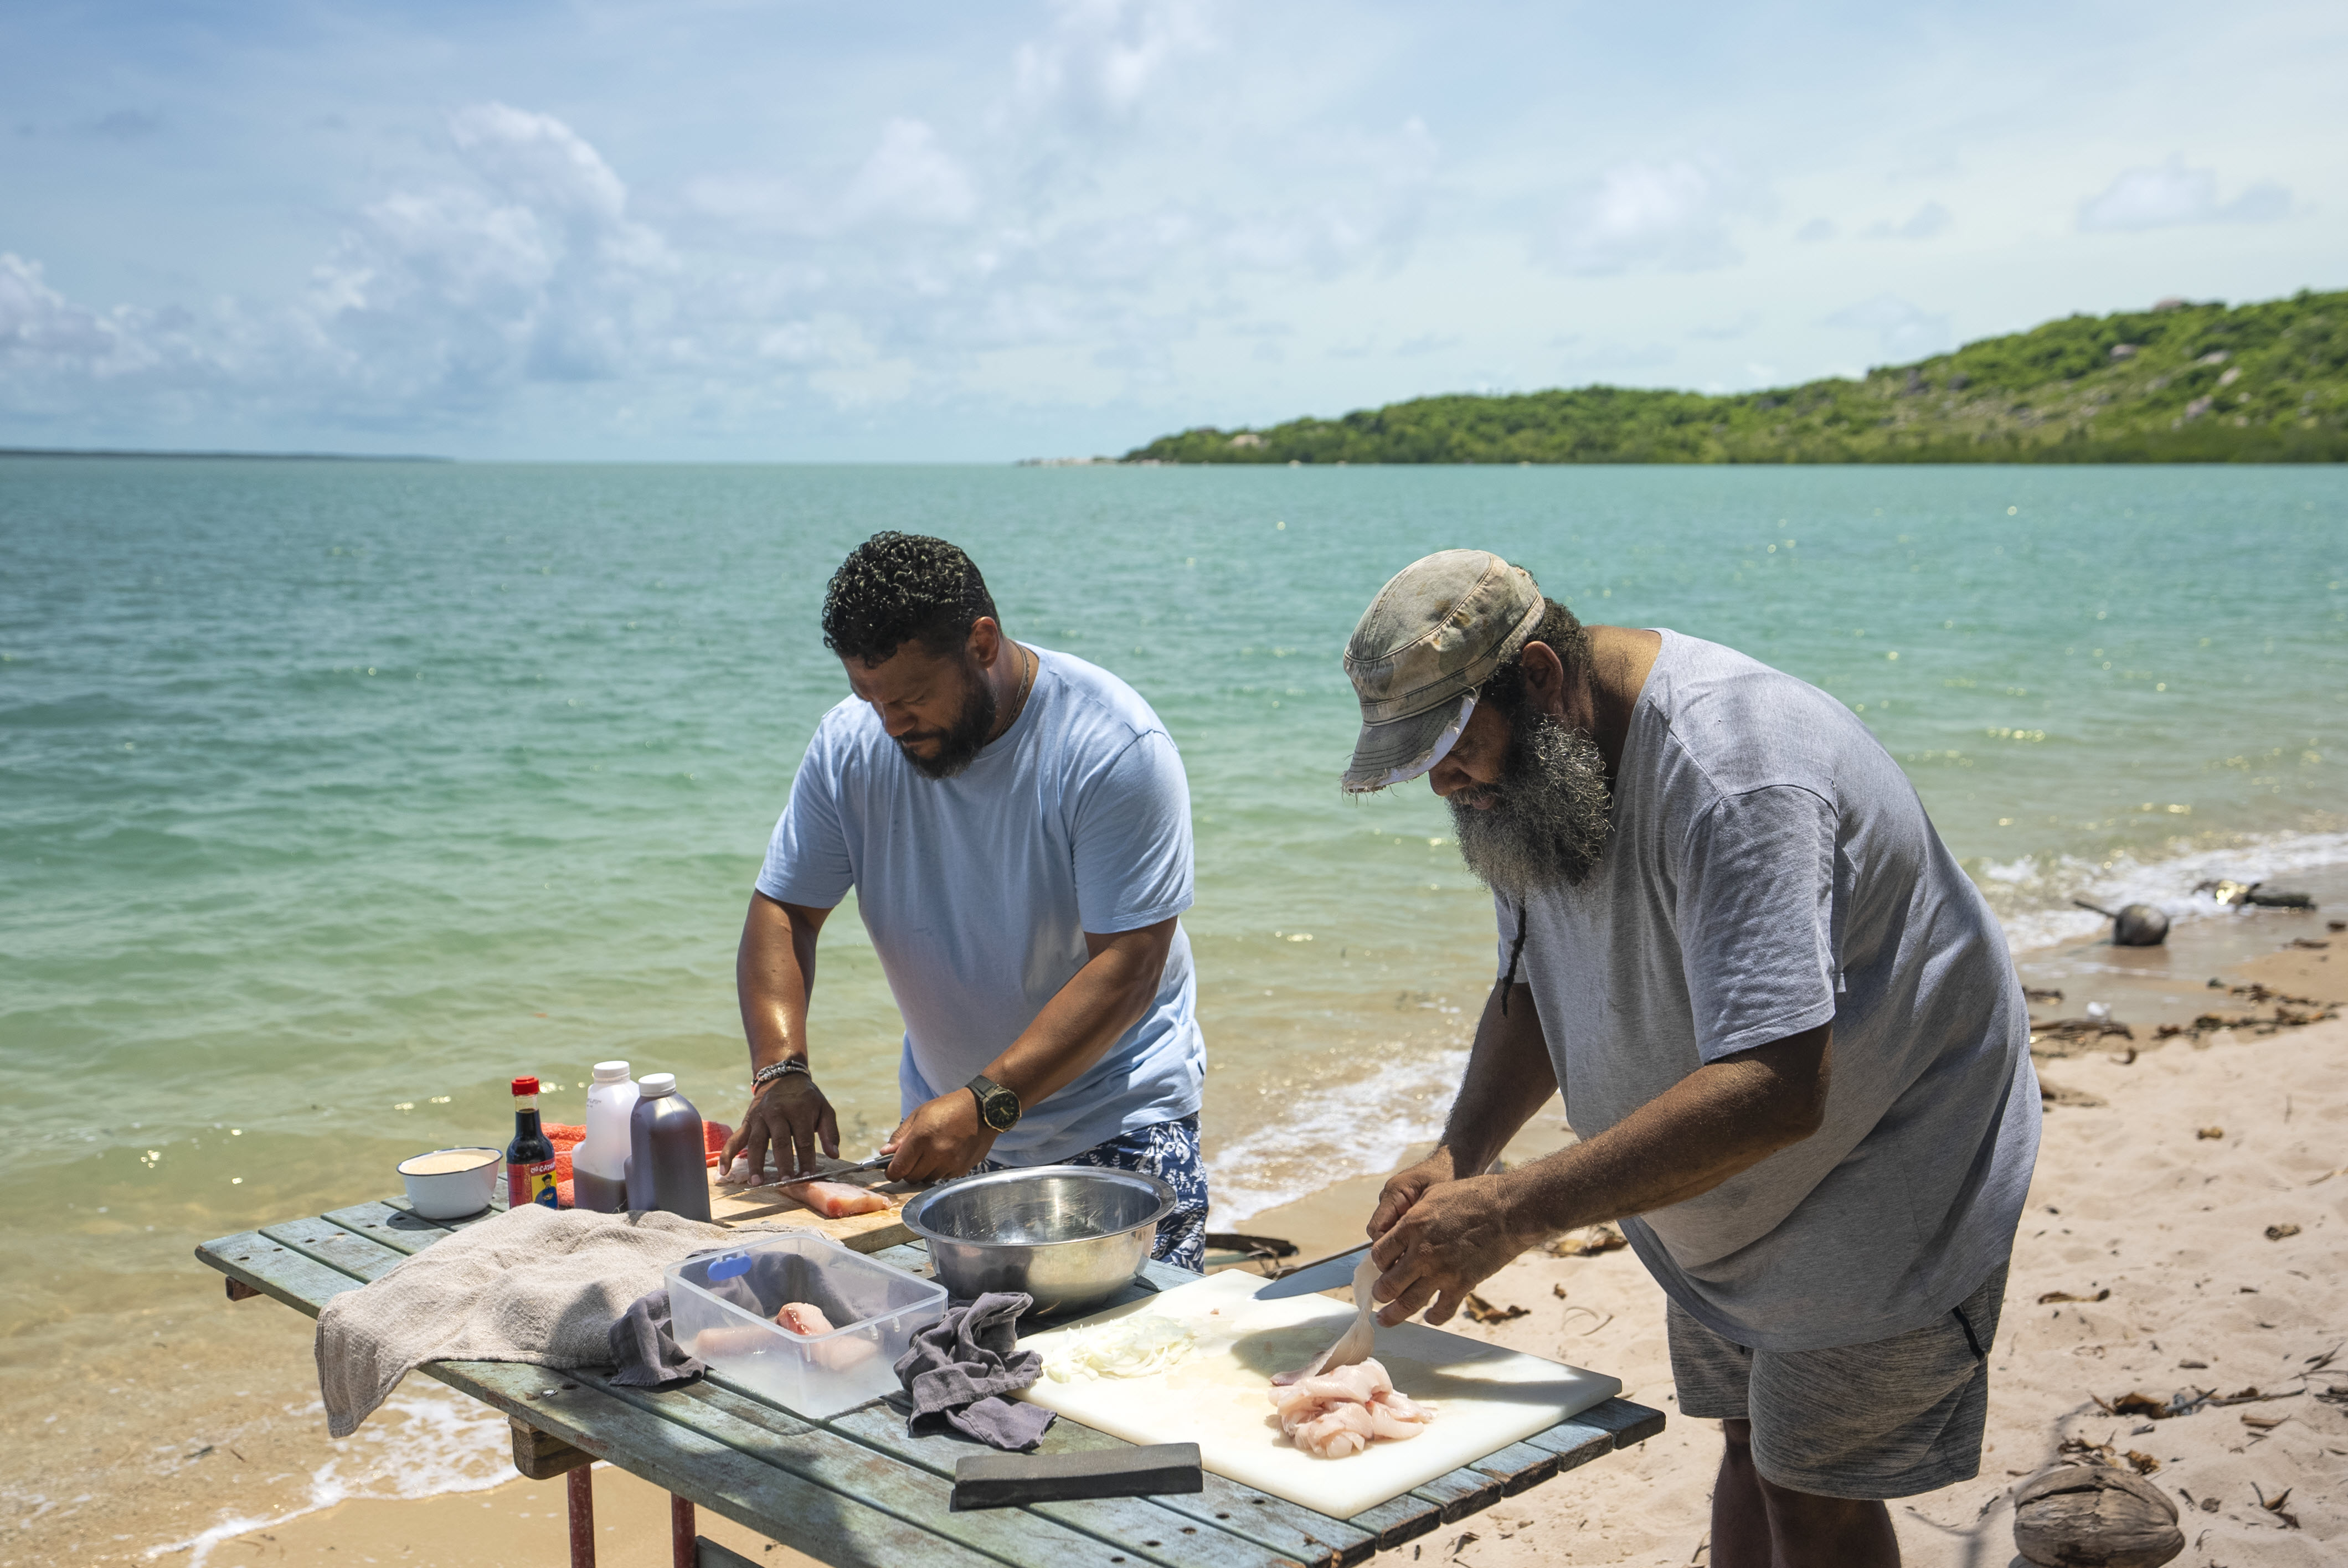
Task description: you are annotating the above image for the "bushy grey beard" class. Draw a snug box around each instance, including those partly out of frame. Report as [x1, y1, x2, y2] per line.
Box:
[1448, 710, 1613, 897]
[897, 657, 998, 780]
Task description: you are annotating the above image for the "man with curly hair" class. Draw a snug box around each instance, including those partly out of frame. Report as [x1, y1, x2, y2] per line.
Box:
[722, 532, 1209, 1268]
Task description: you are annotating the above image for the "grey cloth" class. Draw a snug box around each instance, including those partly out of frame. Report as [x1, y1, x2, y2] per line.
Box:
[608, 1286, 704, 1388]
[315, 1204, 734, 1436]
[1503, 630, 2040, 1352]
[890, 1292, 1054, 1451]
[1669, 1261, 2010, 1499]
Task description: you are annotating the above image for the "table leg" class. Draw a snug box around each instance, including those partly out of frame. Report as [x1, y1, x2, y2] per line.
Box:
[566, 1464, 595, 1568]
[670, 1492, 694, 1568]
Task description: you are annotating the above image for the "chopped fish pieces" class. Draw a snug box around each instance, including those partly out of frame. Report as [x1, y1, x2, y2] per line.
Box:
[1268, 1357, 1436, 1458]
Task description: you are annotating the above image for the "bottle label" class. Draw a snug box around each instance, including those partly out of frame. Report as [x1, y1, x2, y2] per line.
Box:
[507, 1158, 560, 1209]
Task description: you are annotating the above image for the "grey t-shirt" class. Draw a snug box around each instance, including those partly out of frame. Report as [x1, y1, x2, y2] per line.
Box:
[1502, 630, 2040, 1352]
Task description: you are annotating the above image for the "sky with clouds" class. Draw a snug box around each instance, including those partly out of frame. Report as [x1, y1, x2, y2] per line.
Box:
[2, 0, 2341, 460]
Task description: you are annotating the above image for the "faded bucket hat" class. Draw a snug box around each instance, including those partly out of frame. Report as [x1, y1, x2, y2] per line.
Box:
[1341, 549, 1543, 792]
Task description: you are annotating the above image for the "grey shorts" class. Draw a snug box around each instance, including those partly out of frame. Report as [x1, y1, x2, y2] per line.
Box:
[1667, 1262, 2007, 1500]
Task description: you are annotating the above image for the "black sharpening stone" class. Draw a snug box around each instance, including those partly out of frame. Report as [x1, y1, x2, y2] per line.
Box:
[950, 1443, 1204, 1510]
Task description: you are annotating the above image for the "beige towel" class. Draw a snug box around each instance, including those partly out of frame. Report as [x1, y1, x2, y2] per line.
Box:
[315, 1204, 735, 1437]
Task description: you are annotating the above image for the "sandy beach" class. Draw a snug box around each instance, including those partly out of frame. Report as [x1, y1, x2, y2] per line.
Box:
[11, 929, 2343, 1568]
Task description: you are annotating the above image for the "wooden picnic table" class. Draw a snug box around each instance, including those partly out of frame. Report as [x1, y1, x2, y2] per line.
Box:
[196, 1196, 1664, 1568]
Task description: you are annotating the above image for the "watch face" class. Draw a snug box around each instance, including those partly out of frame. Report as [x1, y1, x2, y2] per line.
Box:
[980, 1085, 1019, 1131]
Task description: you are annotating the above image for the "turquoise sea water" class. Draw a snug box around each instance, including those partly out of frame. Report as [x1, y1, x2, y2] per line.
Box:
[2, 458, 2344, 1322]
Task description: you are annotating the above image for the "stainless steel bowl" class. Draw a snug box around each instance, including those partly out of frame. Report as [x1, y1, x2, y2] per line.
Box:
[900, 1165, 1176, 1317]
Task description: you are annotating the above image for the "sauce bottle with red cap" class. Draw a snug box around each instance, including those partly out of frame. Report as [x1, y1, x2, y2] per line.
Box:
[506, 1075, 560, 1209]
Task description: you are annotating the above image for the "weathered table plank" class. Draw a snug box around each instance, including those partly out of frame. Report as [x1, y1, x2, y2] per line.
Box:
[262, 1215, 412, 1282]
[198, 1230, 368, 1315]
[898, 1404, 1373, 1568]
[322, 1199, 454, 1255]
[202, 1220, 1010, 1568]
[586, 1371, 1150, 1568]
[199, 1203, 1659, 1568]
[822, 1404, 1310, 1568]
[1579, 1397, 1667, 1448]
[430, 1361, 1002, 1568]
[1521, 1420, 1615, 1476]
[1468, 1440, 1561, 1498]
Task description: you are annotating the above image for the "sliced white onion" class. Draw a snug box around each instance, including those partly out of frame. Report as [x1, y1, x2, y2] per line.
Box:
[1043, 1314, 1198, 1381]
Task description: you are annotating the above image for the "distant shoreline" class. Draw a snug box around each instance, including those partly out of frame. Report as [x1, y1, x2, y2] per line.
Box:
[1, 447, 449, 462]
[1122, 288, 2348, 466]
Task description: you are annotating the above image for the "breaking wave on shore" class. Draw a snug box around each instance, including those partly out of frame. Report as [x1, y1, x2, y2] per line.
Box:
[1204, 1043, 1471, 1228]
[145, 1388, 512, 1567]
[1978, 827, 2348, 953]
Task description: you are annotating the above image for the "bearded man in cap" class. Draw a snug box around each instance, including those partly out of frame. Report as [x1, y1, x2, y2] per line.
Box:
[722, 532, 1209, 1268]
[1346, 551, 2038, 1566]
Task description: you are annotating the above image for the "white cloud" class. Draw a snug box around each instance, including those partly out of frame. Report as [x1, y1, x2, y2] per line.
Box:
[1547, 158, 1757, 276]
[3, 104, 689, 425]
[1825, 294, 1954, 365]
[1012, 0, 1219, 126]
[841, 120, 978, 227]
[450, 104, 629, 230]
[758, 313, 920, 406]
[0, 252, 133, 369]
[1793, 217, 1836, 244]
[300, 105, 677, 398]
[1865, 200, 1951, 241]
[2077, 156, 2292, 231]
[685, 119, 974, 237]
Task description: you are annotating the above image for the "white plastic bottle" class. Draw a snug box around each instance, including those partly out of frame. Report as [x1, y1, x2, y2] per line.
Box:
[573, 1060, 639, 1213]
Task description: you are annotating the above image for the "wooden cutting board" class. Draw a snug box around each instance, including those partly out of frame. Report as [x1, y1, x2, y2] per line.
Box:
[706, 1160, 914, 1253]
[1014, 1266, 1622, 1519]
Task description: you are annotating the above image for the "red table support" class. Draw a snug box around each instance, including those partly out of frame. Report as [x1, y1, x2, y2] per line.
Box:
[566, 1464, 596, 1568]
[672, 1491, 696, 1568]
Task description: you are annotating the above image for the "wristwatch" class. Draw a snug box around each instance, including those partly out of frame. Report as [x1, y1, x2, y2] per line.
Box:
[965, 1074, 1022, 1133]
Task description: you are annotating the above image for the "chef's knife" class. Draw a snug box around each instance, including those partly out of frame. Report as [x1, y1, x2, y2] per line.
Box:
[1253, 1243, 1373, 1299]
[746, 1153, 895, 1188]
[820, 1153, 897, 1185]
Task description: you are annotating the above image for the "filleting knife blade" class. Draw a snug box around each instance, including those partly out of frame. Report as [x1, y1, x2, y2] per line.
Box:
[1252, 1242, 1374, 1299]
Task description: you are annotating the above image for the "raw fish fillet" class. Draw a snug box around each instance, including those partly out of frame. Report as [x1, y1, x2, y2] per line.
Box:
[776, 1178, 892, 1218]
[775, 1301, 835, 1335]
[1268, 1358, 1436, 1458]
[778, 1299, 878, 1369]
[692, 1299, 874, 1370]
[711, 1158, 893, 1217]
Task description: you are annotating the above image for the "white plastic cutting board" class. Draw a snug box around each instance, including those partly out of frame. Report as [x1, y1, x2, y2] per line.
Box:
[1015, 1266, 1621, 1520]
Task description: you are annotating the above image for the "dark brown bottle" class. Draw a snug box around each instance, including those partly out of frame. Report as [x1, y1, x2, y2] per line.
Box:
[505, 1076, 560, 1209]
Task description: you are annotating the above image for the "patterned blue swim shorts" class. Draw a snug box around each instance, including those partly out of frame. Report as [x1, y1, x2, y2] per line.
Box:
[982, 1115, 1208, 1273]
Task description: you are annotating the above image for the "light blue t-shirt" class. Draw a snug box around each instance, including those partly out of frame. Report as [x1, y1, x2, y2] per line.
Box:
[755, 647, 1204, 1163]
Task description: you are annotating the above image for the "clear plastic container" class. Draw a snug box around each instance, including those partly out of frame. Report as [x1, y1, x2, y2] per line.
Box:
[666, 1232, 946, 1417]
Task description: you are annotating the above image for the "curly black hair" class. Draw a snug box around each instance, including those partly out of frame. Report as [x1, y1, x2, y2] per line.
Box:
[821, 532, 999, 665]
[1476, 596, 1592, 715]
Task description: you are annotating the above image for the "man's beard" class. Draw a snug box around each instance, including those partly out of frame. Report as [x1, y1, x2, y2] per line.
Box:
[895, 662, 998, 780]
[1448, 709, 1613, 898]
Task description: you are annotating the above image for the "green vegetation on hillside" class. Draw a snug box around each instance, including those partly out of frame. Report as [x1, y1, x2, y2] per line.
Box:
[1123, 290, 2348, 464]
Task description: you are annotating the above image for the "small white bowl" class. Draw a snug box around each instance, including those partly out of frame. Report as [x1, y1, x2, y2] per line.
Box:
[398, 1147, 503, 1219]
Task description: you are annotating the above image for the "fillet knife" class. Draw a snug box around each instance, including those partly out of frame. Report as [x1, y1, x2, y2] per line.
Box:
[1253, 1242, 1373, 1299]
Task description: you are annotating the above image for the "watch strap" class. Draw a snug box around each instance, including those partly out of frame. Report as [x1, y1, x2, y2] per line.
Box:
[965, 1073, 1022, 1131]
